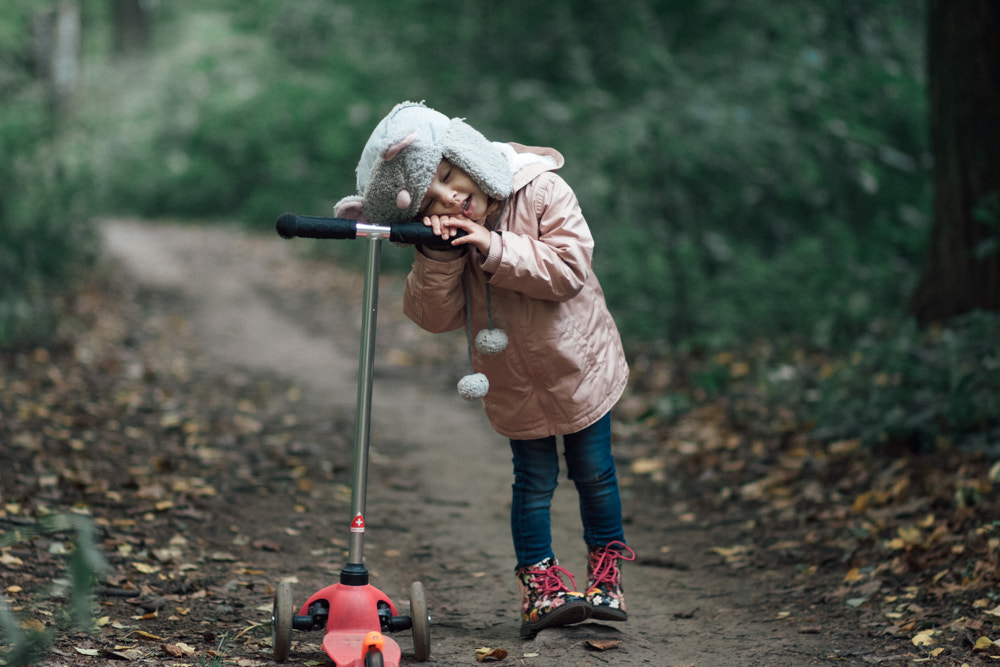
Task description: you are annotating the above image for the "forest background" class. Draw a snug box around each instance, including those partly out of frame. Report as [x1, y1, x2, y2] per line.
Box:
[1, 0, 997, 455]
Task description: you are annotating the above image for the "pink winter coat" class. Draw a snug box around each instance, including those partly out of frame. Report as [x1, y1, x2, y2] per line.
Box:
[403, 143, 629, 439]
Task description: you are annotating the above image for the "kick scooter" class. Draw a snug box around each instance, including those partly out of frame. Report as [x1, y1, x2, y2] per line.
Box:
[270, 213, 456, 666]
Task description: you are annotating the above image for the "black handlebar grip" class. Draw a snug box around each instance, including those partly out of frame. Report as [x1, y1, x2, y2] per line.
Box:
[276, 213, 357, 240]
[389, 222, 467, 250]
[277, 213, 469, 250]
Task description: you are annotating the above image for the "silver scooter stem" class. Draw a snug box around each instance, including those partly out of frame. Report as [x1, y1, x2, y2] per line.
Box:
[347, 231, 383, 566]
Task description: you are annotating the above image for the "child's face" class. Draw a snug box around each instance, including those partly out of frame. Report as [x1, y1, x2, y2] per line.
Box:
[419, 160, 489, 223]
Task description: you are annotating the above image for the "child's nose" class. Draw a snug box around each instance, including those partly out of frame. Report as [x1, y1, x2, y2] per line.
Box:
[431, 184, 456, 207]
[440, 189, 460, 210]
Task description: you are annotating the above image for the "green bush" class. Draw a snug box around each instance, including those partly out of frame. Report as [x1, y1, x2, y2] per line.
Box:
[83, 9, 409, 229]
[75, 2, 931, 350]
[0, 513, 108, 666]
[0, 5, 97, 344]
[800, 312, 1000, 451]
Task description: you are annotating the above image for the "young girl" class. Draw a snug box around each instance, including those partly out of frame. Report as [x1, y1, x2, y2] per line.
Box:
[334, 101, 634, 639]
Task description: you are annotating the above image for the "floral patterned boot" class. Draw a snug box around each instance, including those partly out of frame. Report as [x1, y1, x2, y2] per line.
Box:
[585, 541, 636, 621]
[515, 557, 590, 638]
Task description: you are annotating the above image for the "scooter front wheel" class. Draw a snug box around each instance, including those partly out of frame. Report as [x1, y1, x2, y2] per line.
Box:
[365, 651, 384, 667]
[410, 581, 431, 661]
[272, 581, 293, 662]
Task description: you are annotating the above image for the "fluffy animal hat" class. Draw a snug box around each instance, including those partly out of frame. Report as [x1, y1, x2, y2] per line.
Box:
[334, 101, 514, 223]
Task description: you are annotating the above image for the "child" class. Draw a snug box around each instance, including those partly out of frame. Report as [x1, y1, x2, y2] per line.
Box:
[334, 101, 634, 639]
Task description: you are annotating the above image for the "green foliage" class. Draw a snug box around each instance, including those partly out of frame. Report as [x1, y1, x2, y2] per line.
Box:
[0, 513, 108, 666]
[0, 2, 946, 354]
[563, 1, 930, 349]
[76, 1, 933, 349]
[0, 599, 50, 667]
[0, 5, 97, 344]
[81, 8, 411, 230]
[779, 312, 1000, 451]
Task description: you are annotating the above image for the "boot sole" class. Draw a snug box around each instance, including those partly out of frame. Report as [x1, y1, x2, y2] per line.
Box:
[589, 606, 628, 622]
[520, 599, 591, 638]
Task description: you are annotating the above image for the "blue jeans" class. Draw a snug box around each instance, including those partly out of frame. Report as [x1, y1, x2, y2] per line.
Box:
[509, 412, 626, 568]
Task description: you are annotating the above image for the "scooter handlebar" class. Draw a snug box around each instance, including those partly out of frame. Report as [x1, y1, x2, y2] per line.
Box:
[276, 213, 356, 240]
[276, 213, 464, 250]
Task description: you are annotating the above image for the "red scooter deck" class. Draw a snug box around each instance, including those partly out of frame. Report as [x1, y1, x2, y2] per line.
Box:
[300, 583, 402, 666]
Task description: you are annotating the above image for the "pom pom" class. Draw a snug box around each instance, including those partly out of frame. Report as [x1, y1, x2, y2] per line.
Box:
[396, 189, 412, 209]
[457, 373, 489, 400]
[475, 328, 508, 355]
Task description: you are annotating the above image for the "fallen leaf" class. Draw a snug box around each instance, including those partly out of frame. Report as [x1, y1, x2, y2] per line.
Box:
[135, 483, 166, 500]
[251, 539, 281, 552]
[131, 629, 162, 640]
[828, 439, 861, 455]
[912, 631, 935, 646]
[106, 648, 144, 660]
[20, 618, 46, 632]
[475, 646, 508, 662]
[210, 551, 238, 562]
[631, 458, 665, 475]
[132, 562, 160, 574]
[0, 550, 25, 567]
[586, 639, 621, 651]
[897, 525, 922, 545]
[152, 547, 182, 563]
[75, 647, 101, 656]
[711, 545, 750, 559]
[162, 642, 196, 657]
[974, 636, 994, 650]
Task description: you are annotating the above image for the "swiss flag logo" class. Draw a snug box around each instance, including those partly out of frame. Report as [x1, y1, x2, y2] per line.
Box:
[350, 513, 365, 533]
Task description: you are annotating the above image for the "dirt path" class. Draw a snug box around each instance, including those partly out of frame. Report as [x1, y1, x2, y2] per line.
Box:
[100, 219, 877, 666]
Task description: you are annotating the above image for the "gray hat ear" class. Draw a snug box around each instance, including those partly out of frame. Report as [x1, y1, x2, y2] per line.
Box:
[384, 131, 418, 161]
[333, 195, 367, 221]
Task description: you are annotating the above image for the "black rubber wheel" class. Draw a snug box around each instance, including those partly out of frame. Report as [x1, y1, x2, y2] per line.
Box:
[272, 581, 293, 662]
[410, 581, 431, 661]
[365, 650, 384, 667]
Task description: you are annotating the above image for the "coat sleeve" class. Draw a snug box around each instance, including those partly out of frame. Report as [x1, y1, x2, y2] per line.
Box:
[402, 250, 468, 333]
[486, 173, 594, 302]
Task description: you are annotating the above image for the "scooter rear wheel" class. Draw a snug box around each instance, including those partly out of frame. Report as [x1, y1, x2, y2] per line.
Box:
[365, 651, 384, 667]
[410, 581, 431, 661]
[272, 581, 293, 662]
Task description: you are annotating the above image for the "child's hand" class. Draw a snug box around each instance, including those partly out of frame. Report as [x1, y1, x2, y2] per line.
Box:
[422, 215, 492, 256]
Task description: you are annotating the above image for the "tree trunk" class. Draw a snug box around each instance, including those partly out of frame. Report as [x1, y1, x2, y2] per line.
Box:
[910, 0, 1000, 322]
[111, 0, 152, 57]
[32, 2, 81, 117]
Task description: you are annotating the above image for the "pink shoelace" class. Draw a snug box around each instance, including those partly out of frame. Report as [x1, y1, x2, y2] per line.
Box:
[526, 563, 579, 595]
[588, 541, 636, 587]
